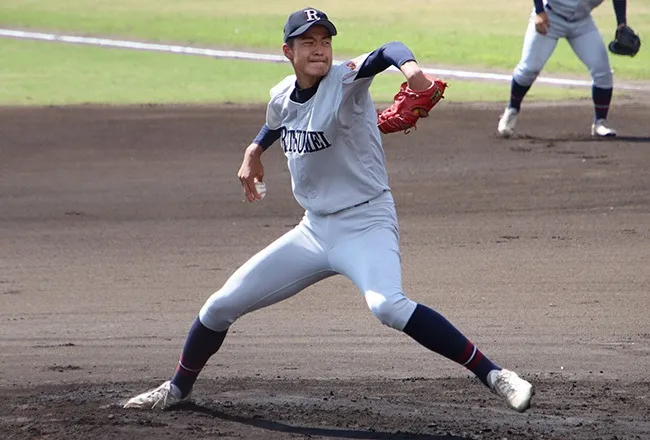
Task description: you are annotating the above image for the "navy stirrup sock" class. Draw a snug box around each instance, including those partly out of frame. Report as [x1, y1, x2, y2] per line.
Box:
[170, 317, 228, 398]
[403, 304, 499, 386]
[509, 79, 531, 111]
[592, 86, 613, 121]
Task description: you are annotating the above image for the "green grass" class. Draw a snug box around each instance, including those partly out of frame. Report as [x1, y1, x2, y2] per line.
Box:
[1, 0, 649, 105]
[2, 0, 649, 77]
[0, 39, 283, 105]
[1, 38, 601, 106]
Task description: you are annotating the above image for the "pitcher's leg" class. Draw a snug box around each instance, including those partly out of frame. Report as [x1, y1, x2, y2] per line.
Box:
[170, 317, 228, 398]
[333, 222, 497, 383]
[177, 225, 333, 396]
[330, 206, 416, 330]
[402, 304, 499, 385]
[331, 209, 532, 411]
[125, 223, 334, 408]
[199, 226, 334, 332]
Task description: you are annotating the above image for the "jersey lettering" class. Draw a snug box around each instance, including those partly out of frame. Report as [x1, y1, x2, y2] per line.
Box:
[281, 127, 332, 154]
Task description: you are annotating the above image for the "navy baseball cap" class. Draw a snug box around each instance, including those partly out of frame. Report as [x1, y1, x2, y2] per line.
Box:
[283, 7, 337, 43]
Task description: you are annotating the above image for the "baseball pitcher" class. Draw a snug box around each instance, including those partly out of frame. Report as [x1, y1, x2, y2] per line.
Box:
[124, 7, 533, 413]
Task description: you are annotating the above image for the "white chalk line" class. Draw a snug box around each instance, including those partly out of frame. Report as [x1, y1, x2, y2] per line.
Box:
[1, 29, 647, 91]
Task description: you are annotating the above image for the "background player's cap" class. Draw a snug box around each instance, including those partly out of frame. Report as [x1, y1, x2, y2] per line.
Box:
[283, 7, 337, 43]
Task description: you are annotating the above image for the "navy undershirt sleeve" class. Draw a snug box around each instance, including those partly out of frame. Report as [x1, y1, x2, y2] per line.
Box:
[534, 0, 544, 14]
[252, 124, 282, 151]
[355, 41, 416, 80]
[613, 0, 626, 25]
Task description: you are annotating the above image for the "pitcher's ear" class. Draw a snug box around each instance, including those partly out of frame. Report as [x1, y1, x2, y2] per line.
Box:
[282, 42, 293, 61]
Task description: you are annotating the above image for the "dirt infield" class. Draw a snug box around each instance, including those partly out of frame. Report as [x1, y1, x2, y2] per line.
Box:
[1, 103, 648, 440]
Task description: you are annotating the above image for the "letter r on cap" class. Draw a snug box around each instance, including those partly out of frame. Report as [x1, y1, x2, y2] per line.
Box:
[304, 9, 320, 21]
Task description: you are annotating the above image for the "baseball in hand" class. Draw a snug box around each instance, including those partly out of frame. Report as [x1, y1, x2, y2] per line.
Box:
[255, 180, 266, 200]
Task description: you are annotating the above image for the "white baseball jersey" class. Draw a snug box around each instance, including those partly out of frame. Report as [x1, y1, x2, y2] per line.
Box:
[266, 55, 390, 215]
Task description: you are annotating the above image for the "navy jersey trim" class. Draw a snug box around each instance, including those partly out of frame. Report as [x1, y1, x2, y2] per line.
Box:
[356, 42, 416, 80]
[253, 124, 282, 151]
[290, 79, 322, 103]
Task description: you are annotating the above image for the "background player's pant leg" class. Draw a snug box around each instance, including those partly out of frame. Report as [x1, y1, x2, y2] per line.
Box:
[329, 194, 417, 331]
[513, 13, 561, 86]
[200, 220, 335, 332]
[567, 18, 614, 89]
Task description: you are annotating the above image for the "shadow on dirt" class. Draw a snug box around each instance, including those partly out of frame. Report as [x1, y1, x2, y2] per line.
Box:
[176, 402, 469, 440]
[520, 135, 650, 143]
[607, 135, 650, 143]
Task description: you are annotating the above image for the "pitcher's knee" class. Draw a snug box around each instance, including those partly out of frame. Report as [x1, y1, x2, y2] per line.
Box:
[199, 293, 242, 332]
[366, 291, 418, 330]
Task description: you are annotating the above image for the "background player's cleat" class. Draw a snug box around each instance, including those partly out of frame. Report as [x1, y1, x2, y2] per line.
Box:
[591, 119, 617, 137]
[123, 381, 188, 409]
[497, 107, 518, 138]
[487, 369, 533, 412]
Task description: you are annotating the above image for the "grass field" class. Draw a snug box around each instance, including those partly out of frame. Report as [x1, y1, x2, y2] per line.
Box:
[1, 38, 600, 106]
[1, 0, 649, 105]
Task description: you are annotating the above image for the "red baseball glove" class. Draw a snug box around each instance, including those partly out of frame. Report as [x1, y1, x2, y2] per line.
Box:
[377, 76, 448, 134]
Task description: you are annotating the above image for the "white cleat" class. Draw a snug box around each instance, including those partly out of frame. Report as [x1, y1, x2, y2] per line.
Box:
[123, 381, 188, 410]
[497, 107, 519, 138]
[591, 119, 617, 137]
[487, 369, 534, 413]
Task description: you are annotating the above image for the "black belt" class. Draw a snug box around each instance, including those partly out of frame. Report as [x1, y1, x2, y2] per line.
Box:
[353, 189, 390, 208]
[340, 190, 390, 212]
[546, 5, 578, 23]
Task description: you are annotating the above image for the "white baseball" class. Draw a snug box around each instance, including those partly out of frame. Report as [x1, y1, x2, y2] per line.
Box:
[255, 181, 266, 200]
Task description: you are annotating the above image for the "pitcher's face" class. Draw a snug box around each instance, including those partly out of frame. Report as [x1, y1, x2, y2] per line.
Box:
[284, 26, 333, 85]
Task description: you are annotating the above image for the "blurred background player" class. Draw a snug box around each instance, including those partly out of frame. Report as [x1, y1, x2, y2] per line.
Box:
[498, 0, 630, 138]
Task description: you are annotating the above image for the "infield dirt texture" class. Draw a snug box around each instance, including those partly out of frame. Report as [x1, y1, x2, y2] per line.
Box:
[1, 102, 649, 439]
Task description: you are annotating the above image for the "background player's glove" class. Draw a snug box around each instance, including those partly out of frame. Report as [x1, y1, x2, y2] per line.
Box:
[377, 76, 448, 134]
[608, 25, 641, 57]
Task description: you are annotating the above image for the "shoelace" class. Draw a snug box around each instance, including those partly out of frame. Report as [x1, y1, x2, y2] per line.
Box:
[493, 373, 517, 398]
[148, 385, 172, 409]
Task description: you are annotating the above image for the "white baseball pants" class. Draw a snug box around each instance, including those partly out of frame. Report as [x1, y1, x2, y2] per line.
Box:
[199, 190, 418, 332]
